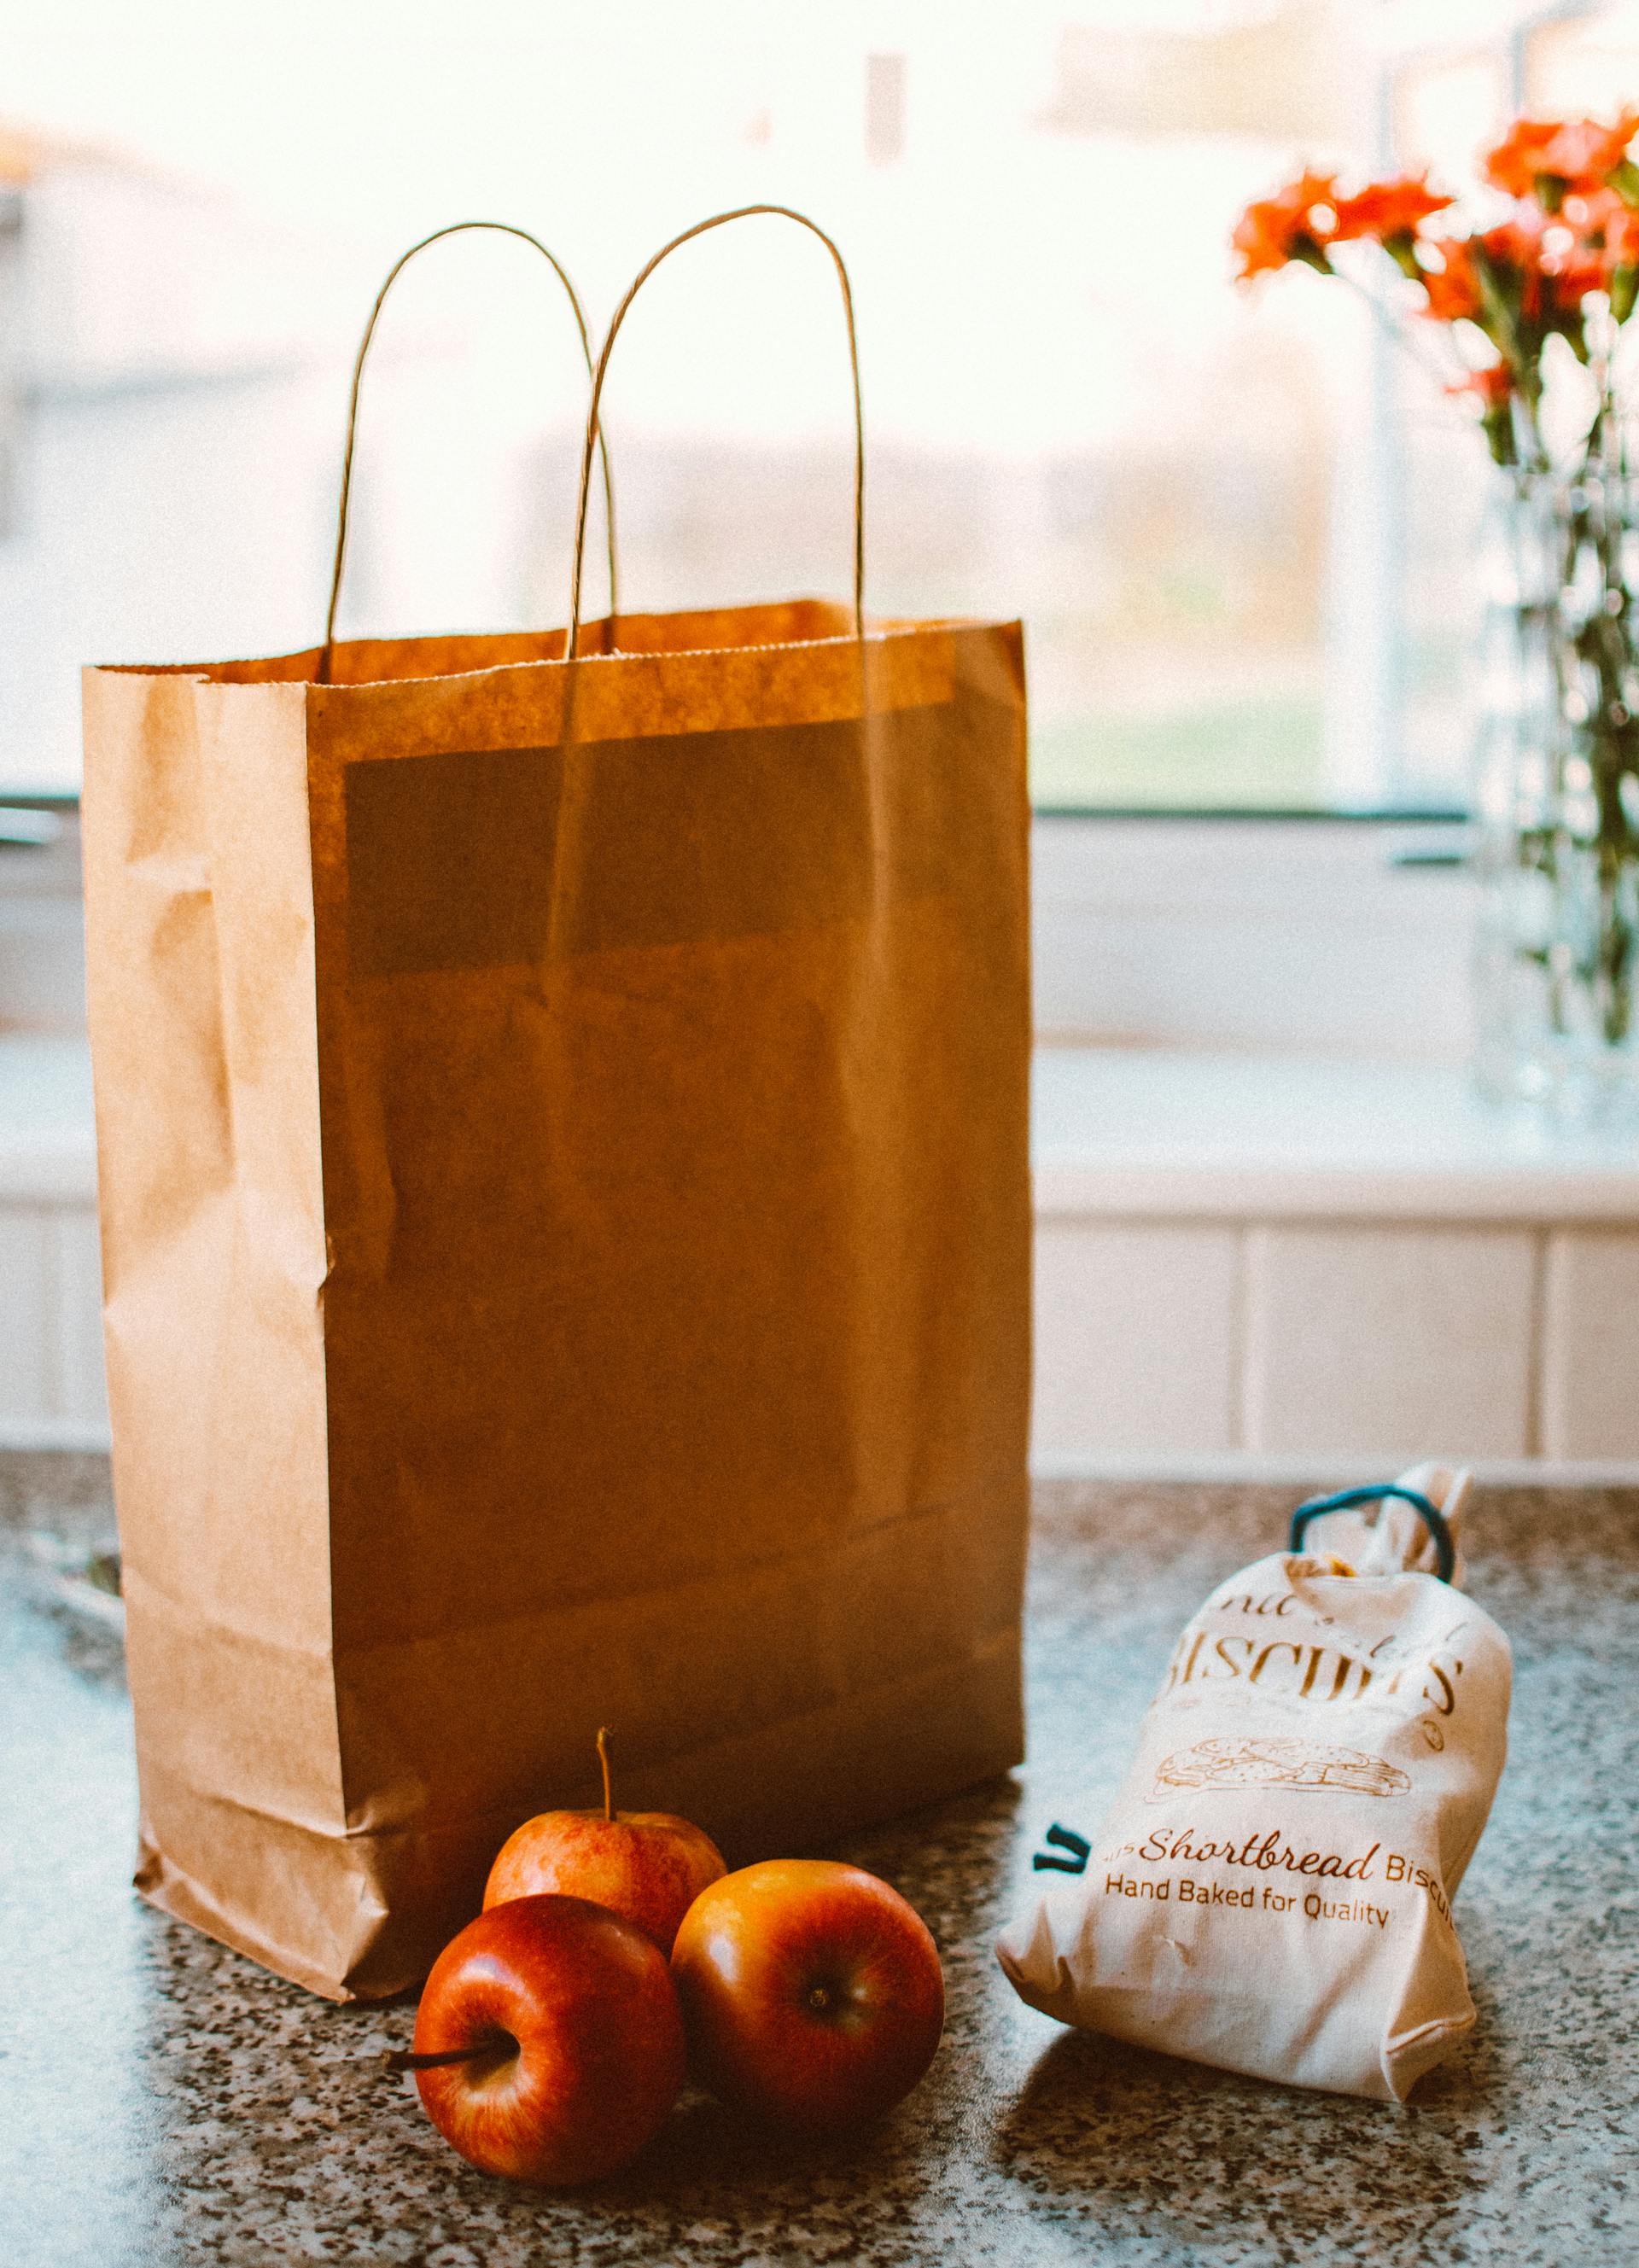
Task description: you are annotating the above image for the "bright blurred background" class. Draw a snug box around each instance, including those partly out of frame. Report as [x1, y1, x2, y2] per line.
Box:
[3, 0, 1639, 808]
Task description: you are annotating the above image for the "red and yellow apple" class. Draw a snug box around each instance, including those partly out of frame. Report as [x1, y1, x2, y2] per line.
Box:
[393, 1893, 685, 2186]
[484, 1729, 726, 1956]
[670, 1857, 944, 2131]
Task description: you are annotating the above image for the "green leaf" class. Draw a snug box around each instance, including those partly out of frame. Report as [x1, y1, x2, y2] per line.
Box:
[1472, 238, 1528, 376]
[1484, 404, 1518, 466]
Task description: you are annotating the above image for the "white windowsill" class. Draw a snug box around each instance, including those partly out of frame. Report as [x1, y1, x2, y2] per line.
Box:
[4, 1033, 1638, 1226]
[1034, 1047, 1639, 1224]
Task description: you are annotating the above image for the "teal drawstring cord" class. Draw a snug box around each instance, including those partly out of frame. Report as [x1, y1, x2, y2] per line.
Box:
[1288, 1484, 1455, 1584]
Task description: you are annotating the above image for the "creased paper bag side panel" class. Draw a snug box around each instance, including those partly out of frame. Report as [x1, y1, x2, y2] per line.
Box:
[306, 626, 1030, 1659]
[300, 615, 1029, 1991]
[330, 1500, 1027, 2001]
[331, 1466, 1028, 1841]
[80, 668, 345, 1892]
[313, 867, 1029, 1799]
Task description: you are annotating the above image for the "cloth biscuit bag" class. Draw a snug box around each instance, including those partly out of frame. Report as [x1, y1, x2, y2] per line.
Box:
[998, 1466, 1511, 2100]
[80, 208, 1032, 2002]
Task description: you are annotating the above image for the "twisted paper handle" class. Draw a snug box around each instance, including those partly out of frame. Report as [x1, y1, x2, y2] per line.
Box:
[318, 219, 619, 683]
[565, 204, 865, 658]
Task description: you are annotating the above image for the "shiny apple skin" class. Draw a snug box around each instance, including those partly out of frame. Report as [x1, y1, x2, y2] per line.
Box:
[484, 1807, 726, 1956]
[671, 1859, 945, 2132]
[411, 1894, 685, 2186]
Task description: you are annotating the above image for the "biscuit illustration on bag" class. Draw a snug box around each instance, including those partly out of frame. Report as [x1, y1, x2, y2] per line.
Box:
[1151, 1737, 1413, 1799]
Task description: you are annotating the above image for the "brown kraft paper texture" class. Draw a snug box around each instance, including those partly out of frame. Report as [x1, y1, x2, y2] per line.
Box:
[80, 597, 1032, 2000]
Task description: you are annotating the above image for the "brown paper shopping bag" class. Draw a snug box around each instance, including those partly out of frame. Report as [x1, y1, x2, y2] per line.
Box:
[80, 207, 1032, 2002]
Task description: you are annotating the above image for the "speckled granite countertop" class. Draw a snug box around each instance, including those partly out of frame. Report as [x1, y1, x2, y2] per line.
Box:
[3, 1452, 1635, 2267]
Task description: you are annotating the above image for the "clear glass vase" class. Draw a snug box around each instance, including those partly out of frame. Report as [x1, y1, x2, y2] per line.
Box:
[1473, 466, 1639, 1119]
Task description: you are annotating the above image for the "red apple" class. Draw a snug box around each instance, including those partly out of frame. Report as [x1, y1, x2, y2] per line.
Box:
[484, 1728, 726, 1956]
[670, 1858, 944, 2132]
[393, 1894, 685, 2186]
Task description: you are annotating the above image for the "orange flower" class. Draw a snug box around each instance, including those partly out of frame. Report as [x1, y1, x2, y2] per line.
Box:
[1543, 233, 1608, 312]
[1232, 169, 1339, 280]
[1563, 184, 1639, 271]
[1330, 173, 1452, 243]
[1541, 109, 1639, 185]
[1481, 215, 1545, 264]
[1417, 236, 1484, 322]
[1483, 117, 1562, 196]
[1448, 362, 1514, 408]
[1483, 110, 1639, 198]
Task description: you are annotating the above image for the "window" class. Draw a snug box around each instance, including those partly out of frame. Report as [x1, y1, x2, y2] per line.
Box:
[865, 54, 909, 168]
[1, 3, 1636, 814]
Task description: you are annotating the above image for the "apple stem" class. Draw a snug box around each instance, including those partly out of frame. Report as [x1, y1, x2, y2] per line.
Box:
[382, 2043, 507, 2074]
[597, 1723, 614, 1823]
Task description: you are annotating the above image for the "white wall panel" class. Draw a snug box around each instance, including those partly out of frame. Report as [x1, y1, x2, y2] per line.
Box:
[0, 1206, 52, 1423]
[1542, 1230, 1639, 1460]
[50, 1207, 108, 1428]
[1033, 1220, 1239, 1459]
[1242, 1221, 1538, 1460]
